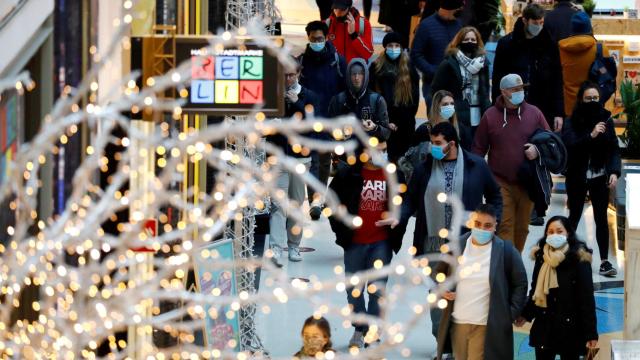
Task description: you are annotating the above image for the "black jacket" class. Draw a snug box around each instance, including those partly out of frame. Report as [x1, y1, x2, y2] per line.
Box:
[544, 2, 579, 44]
[298, 42, 347, 118]
[422, 0, 500, 42]
[522, 243, 598, 354]
[492, 18, 564, 123]
[562, 108, 622, 182]
[431, 54, 491, 150]
[266, 86, 318, 158]
[394, 149, 502, 256]
[327, 162, 402, 252]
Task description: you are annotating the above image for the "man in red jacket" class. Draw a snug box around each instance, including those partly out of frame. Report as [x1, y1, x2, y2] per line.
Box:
[325, 0, 374, 63]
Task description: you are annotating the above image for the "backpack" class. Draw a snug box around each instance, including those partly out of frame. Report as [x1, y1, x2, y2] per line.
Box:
[298, 51, 344, 78]
[325, 17, 365, 37]
[589, 43, 618, 104]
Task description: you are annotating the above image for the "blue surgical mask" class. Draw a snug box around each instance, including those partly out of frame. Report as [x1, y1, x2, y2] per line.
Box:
[309, 41, 326, 52]
[528, 23, 543, 37]
[510, 91, 525, 106]
[430, 144, 448, 160]
[471, 228, 494, 245]
[546, 234, 568, 249]
[440, 104, 455, 120]
[386, 48, 402, 60]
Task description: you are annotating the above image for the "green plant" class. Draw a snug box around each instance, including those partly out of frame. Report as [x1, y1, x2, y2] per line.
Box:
[618, 80, 640, 158]
[583, 0, 596, 17]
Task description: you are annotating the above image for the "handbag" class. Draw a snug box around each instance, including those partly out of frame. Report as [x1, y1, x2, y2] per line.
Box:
[585, 346, 600, 360]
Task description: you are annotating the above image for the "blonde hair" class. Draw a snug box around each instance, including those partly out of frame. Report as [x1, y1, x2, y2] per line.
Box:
[430, 90, 459, 131]
[445, 26, 486, 57]
[372, 49, 414, 106]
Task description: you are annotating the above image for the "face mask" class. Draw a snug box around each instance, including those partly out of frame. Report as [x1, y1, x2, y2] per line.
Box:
[386, 48, 402, 60]
[510, 91, 525, 106]
[430, 144, 448, 160]
[581, 100, 602, 113]
[546, 234, 568, 249]
[303, 337, 326, 354]
[471, 228, 493, 245]
[371, 151, 388, 167]
[336, 15, 348, 22]
[440, 104, 455, 120]
[459, 42, 478, 55]
[309, 41, 326, 52]
[528, 23, 543, 37]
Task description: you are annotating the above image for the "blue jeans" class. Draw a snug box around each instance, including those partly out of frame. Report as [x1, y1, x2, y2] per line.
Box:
[344, 241, 393, 332]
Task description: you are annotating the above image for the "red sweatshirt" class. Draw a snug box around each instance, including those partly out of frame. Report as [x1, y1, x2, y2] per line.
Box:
[472, 96, 550, 184]
[326, 8, 374, 63]
[353, 167, 388, 244]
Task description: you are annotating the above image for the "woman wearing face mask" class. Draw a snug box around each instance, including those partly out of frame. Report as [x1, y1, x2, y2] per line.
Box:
[515, 216, 598, 359]
[294, 316, 335, 358]
[562, 82, 621, 277]
[369, 32, 420, 163]
[431, 27, 491, 151]
[430, 90, 459, 130]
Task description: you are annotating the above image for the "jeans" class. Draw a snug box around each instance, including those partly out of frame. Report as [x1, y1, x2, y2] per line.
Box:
[566, 175, 611, 261]
[269, 159, 311, 250]
[344, 241, 393, 332]
[308, 152, 331, 207]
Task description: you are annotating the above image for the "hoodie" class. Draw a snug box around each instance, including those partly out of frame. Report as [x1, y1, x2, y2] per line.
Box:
[558, 35, 603, 116]
[472, 96, 550, 184]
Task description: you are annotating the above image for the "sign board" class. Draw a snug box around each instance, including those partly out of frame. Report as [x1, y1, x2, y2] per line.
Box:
[176, 36, 285, 116]
[611, 340, 640, 359]
[193, 239, 240, 351]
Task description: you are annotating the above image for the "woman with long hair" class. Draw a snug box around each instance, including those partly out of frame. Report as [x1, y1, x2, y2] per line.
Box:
[293, 316, 335, 358]
[516, 216, 598, 359]
[429, 90, 459, 131]
[562, 81, 621, 277]
[431, 26, 491, 150]
[369, 32, 420, 162]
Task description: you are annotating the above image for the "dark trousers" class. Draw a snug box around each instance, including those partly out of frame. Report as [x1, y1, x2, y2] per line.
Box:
[535, 347, 579, 360]
[308, 152, 332, 206]
[362, 0, 372, 19]
[315, 0, 332, 19]
[566, 175, 610, 261]
[344, 240, 392, 332]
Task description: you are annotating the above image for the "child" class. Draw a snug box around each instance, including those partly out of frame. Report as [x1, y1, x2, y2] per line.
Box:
[293, 316, 334, 358]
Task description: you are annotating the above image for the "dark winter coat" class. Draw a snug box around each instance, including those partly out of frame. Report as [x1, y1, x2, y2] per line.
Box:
[421, 0, 500, 42]
[299, 42, 347, 118]
[492, 17, 564, 124]
[266, 86, 318, 158]
[394, 149, 503, 256]
[436, 232, 529, 360]
[544, 1, 579, 44]
[431, 54, 491, 150]
[378, 0, 420, 48]
[368, 55, 420, 160]
[327, 162, 402, 253]
[562, 107, 622, 182]
[328, 58, 391, 141]
[522, 242, 598, 355]
[410, 14, 462, 86]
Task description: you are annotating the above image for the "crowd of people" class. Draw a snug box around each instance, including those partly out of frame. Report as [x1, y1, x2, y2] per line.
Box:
[270, 0, 621, 358]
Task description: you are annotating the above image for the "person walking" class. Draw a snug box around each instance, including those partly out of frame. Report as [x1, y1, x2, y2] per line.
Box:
[369, 32, 420, 162]
[473, 74, 550, 252]
[516, 216, 599, 359]
[562, 82, 621, 277]
[429, 90, 459, 131]
[432, 26, 491, 150]
[544, 0, 579, 44]
[299, 20, 347, 220]
[328, 141, 400, 349]
[421, 0, 500, 43]
[378, 0, 421, 48]
[411, 0, 462, 106]
[267, 63, 318, 266]
[435, 204, 528, 360]
[492, 3, 564, 132]
[325, 0, 374, 63]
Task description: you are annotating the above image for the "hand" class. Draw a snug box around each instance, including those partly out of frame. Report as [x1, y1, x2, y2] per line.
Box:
[389, 123, 398, 131]
[514, 316, 527, 327]
[609, 174, 618, 189]
[442, 291, 456, 301]
[524, 143, 539, 160]
[346, 13, 356, 35]
[375, 218, 399, 229]
[554, 117, 564, 132]
[586, 340, 598, 349]
[362, 119, 377, 131]
[591, 122, 606, 138]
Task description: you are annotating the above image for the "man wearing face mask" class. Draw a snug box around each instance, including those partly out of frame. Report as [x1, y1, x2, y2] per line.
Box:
[434, 204, 528, 360]
[325, 0, 374, 63]
[492, 3, 564, 133]
[328, 141, 401, 349]
[473, 74, 550, 253]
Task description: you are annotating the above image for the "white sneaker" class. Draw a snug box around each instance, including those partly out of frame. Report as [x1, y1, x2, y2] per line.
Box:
[288, 247, 302, 262]
[271, 247, 284, 268]
[349, 330, 365, 349]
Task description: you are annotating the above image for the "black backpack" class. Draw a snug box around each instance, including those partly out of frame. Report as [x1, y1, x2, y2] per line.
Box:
[589, 43, 618, 104]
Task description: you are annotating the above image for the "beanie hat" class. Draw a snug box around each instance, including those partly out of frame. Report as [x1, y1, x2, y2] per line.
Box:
[571, 11, 593, 35]
[439, 0, 463, 10]
[332, 0, 352, 10]
[382, 32, 403, 48]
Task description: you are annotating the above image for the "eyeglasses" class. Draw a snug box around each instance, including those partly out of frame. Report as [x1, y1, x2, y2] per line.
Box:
[584, 96, 600, 102]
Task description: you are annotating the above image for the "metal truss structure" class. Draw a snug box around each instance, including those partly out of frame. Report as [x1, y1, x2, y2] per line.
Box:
[225, 0, 282, 34]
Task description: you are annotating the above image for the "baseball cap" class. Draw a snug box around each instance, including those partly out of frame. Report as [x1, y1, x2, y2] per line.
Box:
[500, 74, 528, 90]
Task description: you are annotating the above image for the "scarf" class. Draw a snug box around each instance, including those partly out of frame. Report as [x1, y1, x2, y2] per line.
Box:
[424, 148, 464, 252]
[456, 50, 485, 125]
[532, 243, 569, 308]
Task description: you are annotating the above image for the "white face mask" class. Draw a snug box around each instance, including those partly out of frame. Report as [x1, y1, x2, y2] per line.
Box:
[546, 234, 568, 249]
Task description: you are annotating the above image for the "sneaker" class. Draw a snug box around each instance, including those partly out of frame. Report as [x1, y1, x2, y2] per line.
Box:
[348, 330, 365, 349]
[271, 247, 284, 268]
[530, 216, 545, 226]
[309, 206, 322, 221]
[288, 247, 302, 262]
[599, 260, 617, 277]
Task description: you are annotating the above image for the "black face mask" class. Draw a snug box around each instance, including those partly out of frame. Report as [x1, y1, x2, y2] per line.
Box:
[579, 101, 603, 121]
[336, 15, 347, 22]
[459, 42, 478, 55]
